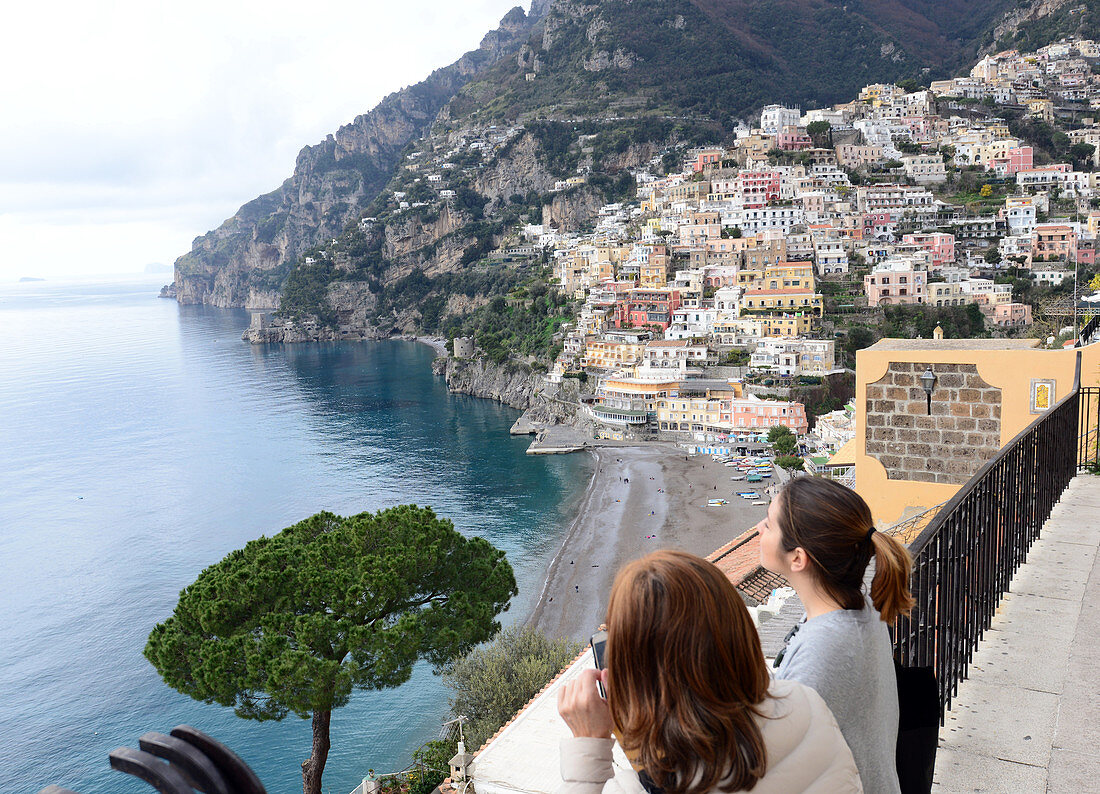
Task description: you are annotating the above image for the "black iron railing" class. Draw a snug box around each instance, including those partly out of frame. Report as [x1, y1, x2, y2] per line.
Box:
[894, 354, 1091, 720]
[1080, 387, 1100, 471]
[1079, 314, 1100, 348]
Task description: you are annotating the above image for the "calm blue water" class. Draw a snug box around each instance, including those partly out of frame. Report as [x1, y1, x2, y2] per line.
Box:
[0, 277, 591, 794]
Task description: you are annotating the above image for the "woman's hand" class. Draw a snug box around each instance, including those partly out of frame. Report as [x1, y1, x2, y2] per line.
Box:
[557, 668, 613, 739]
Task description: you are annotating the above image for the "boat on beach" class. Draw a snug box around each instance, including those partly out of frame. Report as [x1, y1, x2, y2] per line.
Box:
[707, 498, 729, 507]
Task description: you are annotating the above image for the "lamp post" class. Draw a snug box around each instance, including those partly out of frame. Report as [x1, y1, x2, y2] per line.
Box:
[920, 367, 936, 416]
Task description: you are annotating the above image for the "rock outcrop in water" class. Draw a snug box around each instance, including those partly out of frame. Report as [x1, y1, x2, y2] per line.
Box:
[431, 354, 543, 410]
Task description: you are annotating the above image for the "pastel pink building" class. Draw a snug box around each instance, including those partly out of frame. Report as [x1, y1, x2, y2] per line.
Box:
[737, 171, 782, 208]
[1033, 225, 1076, 261]
[902, 232, 956, 268]
[1008, 146, 1033, 174]
[863, 211, 901, 236]
[863, 262, 927, 307]
[988, 146, 1034, 175]
[693, 148, 724, 172]
[616, 289, 684, 331]
[990, 303, 1033, 327]
[776, 125, 813, 151]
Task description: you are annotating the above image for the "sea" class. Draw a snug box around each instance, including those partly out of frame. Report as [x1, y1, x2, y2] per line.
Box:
[0, 276, 592, 794]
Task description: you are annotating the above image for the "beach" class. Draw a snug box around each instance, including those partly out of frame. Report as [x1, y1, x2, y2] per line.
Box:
[526, 445, 776, 640]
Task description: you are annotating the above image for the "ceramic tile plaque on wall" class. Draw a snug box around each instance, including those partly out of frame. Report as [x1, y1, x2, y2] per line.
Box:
[1030, 378, 1056, 413]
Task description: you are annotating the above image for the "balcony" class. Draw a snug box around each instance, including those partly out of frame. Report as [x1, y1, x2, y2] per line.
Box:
[459, 379, 1100, 793]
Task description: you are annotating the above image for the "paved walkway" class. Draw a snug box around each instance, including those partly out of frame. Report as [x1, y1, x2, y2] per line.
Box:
[933, 474, 1100, 793]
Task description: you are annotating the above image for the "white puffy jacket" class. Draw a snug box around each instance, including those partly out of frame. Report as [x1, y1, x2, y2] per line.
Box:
[559, 678, 862, 794]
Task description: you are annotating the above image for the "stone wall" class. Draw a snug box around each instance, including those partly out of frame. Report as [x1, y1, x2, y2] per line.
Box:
[865, 362, 1001, 484]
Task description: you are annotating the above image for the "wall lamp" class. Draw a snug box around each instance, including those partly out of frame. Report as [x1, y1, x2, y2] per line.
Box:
[920, 366, 937, 415]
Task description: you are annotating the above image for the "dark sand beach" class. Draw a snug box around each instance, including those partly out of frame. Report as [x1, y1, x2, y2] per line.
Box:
[527, 445, 778, 640]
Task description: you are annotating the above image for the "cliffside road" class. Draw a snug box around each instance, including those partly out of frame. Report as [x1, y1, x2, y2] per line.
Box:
[526, 446, 769, 640]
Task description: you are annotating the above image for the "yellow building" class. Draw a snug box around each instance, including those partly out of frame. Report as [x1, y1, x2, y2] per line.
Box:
[761, 315, 815, 337]
[555, 256, 590, 294]
[598, 377, 680, 414]
[743, 288, 823, 315]
[639, 244, 669, 288]
[738, 260, 815, 289]
[1088, 212, 1100, 238]
[583, 340, 645, 370]
[591, 258, 615, 282]
[736, 134, 774, 166]
[1028, 98, 1055, 123]
[853, 338, 1100, 526]
[665, 181, 711, 204]
[657, 391, 809, 435]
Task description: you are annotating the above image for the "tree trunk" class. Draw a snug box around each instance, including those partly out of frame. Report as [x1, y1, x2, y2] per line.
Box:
[302, 709, 331, 794]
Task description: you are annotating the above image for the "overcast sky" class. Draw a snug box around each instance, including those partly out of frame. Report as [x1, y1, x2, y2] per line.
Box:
[0, 0, 527, 281]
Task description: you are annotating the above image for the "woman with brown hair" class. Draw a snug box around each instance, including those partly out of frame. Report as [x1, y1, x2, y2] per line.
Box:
[557, 550, 860, 794]
[760, 476, 915, 794]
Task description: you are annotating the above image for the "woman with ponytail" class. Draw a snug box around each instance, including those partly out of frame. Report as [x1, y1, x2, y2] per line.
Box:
[557, 550, 861, 793]
[758, 477, 914, 794]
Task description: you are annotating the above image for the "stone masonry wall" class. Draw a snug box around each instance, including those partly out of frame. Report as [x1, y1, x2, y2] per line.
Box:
[865, 362, 1002, 484]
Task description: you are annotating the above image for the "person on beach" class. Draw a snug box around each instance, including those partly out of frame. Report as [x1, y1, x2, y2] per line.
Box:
[557, 550, 861, 794]
[760, 477, 914, 794]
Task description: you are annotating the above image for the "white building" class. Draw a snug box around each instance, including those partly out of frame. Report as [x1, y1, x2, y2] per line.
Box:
[902, 154, 947, 185]
[750, 338, 835, 376]
[1032, 268, 1071, 287]
[760, 104, 801, 134]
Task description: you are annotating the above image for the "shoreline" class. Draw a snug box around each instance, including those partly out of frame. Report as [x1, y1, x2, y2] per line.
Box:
[525, 444, 775, 641]
[413, 340, 774, 640]
[412, 335, 448, 356]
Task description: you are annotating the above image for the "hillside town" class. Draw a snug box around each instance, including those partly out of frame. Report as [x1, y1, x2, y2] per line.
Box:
[435, 39, 1100, 460]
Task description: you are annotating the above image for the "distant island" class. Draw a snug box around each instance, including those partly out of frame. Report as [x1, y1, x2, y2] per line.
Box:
[18, 277, 45, 283]
[144, 263, 171, 274]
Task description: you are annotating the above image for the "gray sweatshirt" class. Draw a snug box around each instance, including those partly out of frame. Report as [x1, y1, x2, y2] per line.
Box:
[775, 599, 901, 794]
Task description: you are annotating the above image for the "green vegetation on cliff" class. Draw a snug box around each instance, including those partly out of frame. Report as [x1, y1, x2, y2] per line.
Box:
[452, 0, 1025, 124]
[995, 1, 1100, 53]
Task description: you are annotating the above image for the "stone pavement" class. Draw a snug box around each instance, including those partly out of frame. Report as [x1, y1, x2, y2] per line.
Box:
[933, 474, 1100, 793]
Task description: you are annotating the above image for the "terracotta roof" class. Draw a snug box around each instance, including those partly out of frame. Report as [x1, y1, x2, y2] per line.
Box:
[647, 340, 689, 348]
[707, 527, 789, 605]
[737, 566, 790, 606]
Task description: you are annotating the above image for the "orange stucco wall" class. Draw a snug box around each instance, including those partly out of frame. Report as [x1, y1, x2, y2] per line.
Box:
[854, 340, 1100, 526]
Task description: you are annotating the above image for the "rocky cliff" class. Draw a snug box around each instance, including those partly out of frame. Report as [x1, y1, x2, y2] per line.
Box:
[430, 353, 591, 440]
[431, 354, 544, 410]
[172, 5, 543, 308]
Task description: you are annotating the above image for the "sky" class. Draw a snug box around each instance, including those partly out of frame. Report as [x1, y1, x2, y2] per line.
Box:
[0, 0, 528, 282]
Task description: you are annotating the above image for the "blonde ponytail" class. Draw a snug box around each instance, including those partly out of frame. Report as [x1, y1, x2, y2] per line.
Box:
[869, 531, 915, 623]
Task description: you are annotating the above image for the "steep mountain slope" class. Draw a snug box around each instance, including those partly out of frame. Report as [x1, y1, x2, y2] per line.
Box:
[171, 0, 1096, 314]
[169, 5, 546, 308]
[447, 0, 1020, 124]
